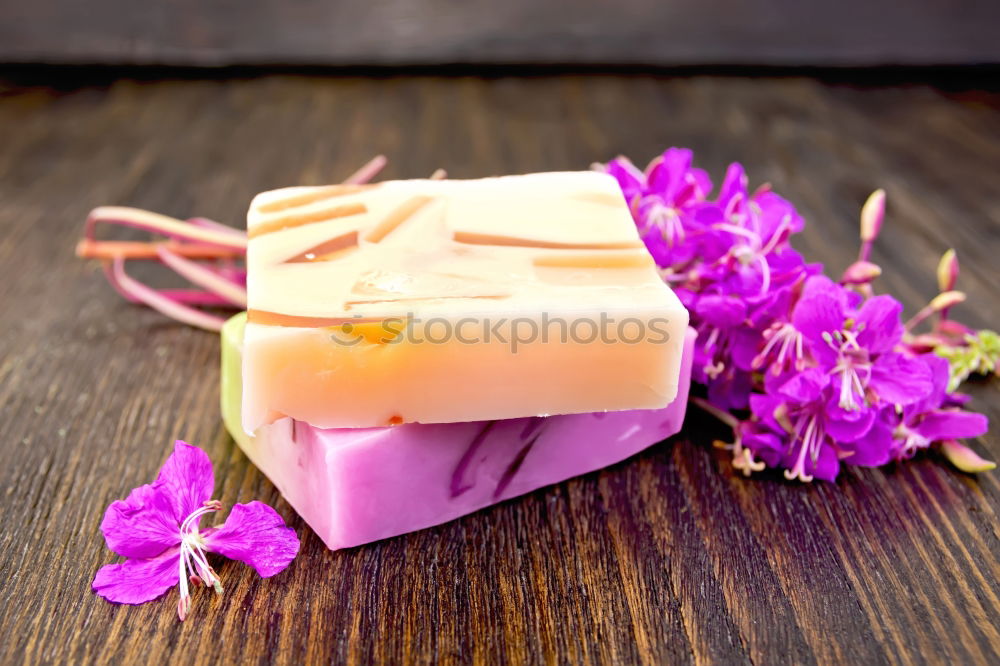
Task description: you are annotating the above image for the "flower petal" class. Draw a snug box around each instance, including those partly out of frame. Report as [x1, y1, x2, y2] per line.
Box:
[855, 295, 904, 353]
[914, 353, 952, 410]
[717, 163, 748, 208]
[730, 327, 762, 371]
[646, 148, 693, 200]
[750, 393, 786, 433]
[792, 276, 847, 361]
[639, 225, 671, 265]
[707, 367, 753, 410]
[679, 168, 713, 203]
[916, 410, 989, 442]
[205, 502, 299, 578]
[825, 404, 877, 442]
[604, 158, 645, 201]
[741, 427, 785, 456]
[810, 444, 841, 481]
[100, 483, 181, 559]
[755, 191, 805, 236]
[695, 295, 747, 328]
[841, 416, 893, 466]
[156, 441, 215, 523]
[870, 353, 934, 406]
[776, 368, 828, 403]
[92, 549, 180, 604]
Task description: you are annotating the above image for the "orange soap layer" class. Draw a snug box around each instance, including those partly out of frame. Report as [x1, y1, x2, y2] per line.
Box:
[242, 171, 688, 431]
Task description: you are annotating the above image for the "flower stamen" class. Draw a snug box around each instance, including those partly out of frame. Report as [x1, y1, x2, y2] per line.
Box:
[784, 412, 823, 482]
[175, 500, 224, 620]
[753, 322, 805, 373]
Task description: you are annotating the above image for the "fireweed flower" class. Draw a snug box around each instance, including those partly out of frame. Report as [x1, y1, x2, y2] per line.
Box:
[861, 354, 988, 462]
[688, 294, 757, 410]
[711, 164, 805, 294]
[92, 441, 299, 620]
[750, 369, 882, 481]
[601, 148, 993, 481]
[790, 276, 933, 411]
[605, 148, 712, 267]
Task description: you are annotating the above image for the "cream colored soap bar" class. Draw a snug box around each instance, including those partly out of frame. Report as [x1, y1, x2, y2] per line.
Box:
[242, 171, 688, 431]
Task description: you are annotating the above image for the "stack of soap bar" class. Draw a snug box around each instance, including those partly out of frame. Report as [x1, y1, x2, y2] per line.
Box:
[222, 314, 696, 550]
[242, 171, 689, 430]
[227, 171, 695, 548]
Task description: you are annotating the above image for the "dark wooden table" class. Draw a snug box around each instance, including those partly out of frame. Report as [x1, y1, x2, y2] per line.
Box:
[1, 70, 998, 665]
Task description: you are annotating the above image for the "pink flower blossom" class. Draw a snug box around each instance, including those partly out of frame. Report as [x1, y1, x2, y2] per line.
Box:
[92, 441, 299, 620]
[602, 148, 993, 481]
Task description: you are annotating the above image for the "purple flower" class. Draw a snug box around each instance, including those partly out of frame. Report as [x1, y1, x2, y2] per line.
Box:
[605, 148, 712, 267]
[92, 441, 299, 620]
[861, 354, 988, 461]
[749, 368, 878, 481]
[605, 148, 994, 481]
[735, 276, 941, 479]
[705, 164, 806, 292]
[606, 147, 711, 212]
[689, 294, 757, 409]
[635, 159, 818, 410]
[791, 276, 933, 410]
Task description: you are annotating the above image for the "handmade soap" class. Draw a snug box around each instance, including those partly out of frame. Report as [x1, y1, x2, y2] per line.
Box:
[223, 313, 695, 550]
[242, 171, 689, 431]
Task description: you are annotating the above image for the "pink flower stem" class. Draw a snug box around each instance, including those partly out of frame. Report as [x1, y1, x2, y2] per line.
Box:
[76, 239, 244, 261]
[105, 259, 228, 332]
[83, 206, 248, 250]
[905, 304, 937, 331]
[81, 155, 388, 331]
[120, 289, 234, 307]
[342, 154, 388, 185]
[156, 246, 247, 307]
[690, 396, 740, 430]
[186, 216, 247, 235]
[858, 240, 873, 263]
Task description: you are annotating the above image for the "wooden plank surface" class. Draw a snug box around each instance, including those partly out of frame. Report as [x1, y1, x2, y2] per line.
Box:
[2, 0, 1000, 67]
[0, 71, 998, 665]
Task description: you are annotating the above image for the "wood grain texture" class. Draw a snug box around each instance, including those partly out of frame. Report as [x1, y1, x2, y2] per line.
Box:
[0, 71, 998, 665]
[2, 0, 1000, 67]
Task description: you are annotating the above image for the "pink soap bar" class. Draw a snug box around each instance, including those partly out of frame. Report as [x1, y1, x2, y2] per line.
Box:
[222, 314, 695, 549]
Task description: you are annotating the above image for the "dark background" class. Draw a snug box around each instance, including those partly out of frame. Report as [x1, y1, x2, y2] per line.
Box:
[2, 0, 1000, 67]
[2, 3, 1000, 665]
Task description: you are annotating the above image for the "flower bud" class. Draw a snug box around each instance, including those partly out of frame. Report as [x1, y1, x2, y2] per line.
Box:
[937, 319, 972, 338]
[860, 189, 886, 242]
[905, 333, 944, 352]
[941, 439, 996, 473]
[936, 249, 959, 292]
[841, 260, 882, 285]
[930, 291, 966, 312]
